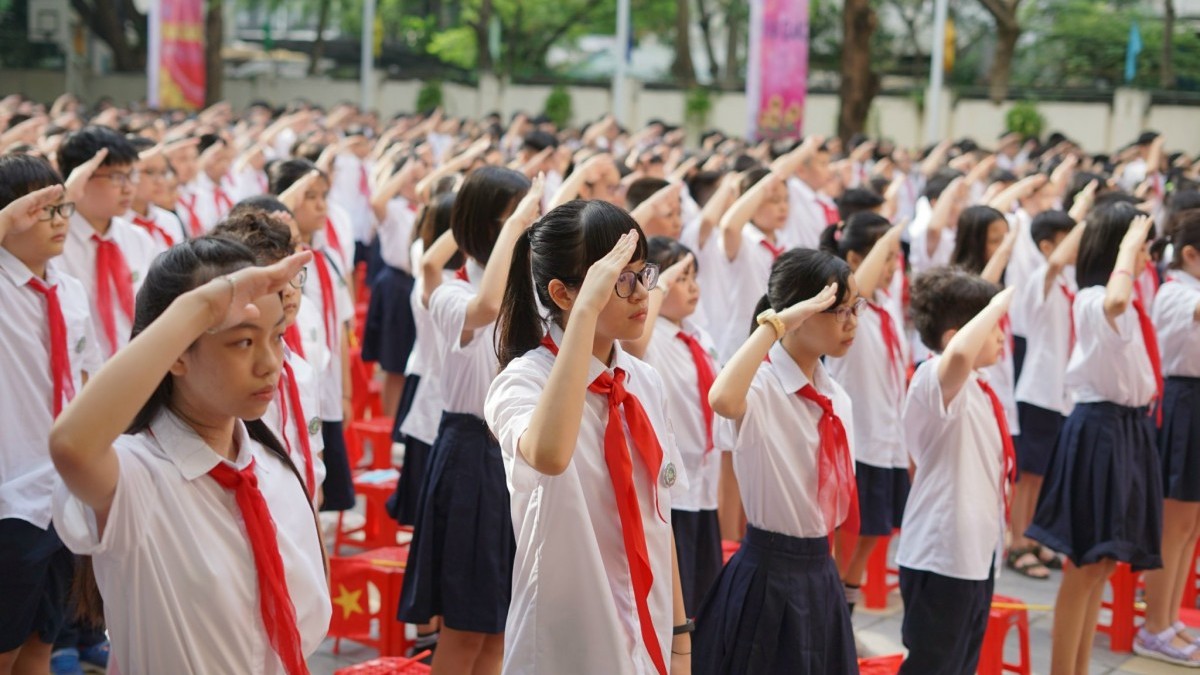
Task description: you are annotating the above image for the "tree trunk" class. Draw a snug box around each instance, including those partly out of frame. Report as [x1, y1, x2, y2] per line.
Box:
[1162, 0, 1176, 88]
[672, 0, 696, 85]
[720, 0, 740, 87]
[68, 0, 146, 71]
[837, 0, 880, 141]
[988, 18, 1019, 103]
[204, 0, 223, 105]
[308, 0, 332, 76]
[474, 0, 494, 73]
[695, 0, 720, 81]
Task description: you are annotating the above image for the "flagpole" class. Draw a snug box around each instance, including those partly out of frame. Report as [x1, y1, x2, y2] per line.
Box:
[925, 0, 949, 144]
[612, 0, 630, 124]
[361, 0, 376, 112]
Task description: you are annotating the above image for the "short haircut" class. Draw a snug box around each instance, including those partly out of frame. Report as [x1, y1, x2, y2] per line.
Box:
[911, 266, 999, 351]
[57, 126, 138, 179]
[209, 210, 295, 264]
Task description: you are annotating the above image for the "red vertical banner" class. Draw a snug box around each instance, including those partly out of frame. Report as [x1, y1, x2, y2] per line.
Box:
[157, 0, 206, 109]
[746, 0, 809, 140]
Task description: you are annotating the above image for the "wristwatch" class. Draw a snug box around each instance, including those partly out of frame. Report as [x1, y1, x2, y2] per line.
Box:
[756, 308, 786, 339]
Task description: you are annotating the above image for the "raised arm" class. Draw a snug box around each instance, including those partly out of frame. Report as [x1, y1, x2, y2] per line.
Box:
[518, 231, 641, 476]
[49, 252, 311, 521]
[925, 177, 965, 257]
[936, 286, 1015, 406]
[980, 223, 1017, 285]
[718, 173, 776, 261]
[620, 253, 694, 359]
[1103, 214, 1154, 321]
[709, 284, 838, 421]
[854, 223, 904, 299]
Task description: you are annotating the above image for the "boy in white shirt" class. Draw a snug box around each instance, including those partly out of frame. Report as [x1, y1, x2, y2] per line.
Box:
[897, 267, 1015, 675]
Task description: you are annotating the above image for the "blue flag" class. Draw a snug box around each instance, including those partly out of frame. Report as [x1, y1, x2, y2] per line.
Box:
[1126, 21, 1143, 83]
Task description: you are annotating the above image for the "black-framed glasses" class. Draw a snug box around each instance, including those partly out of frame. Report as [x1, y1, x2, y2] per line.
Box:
[289, 267, 308, 289]
[822, 297, 866, 323]
[39, 202, 76, 221]
[90, 170, 139, 187]
[615, 263, 659, 299]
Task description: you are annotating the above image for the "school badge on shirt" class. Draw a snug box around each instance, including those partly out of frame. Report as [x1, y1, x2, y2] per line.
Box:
[662, 461, 677, 488]
[308, 417, 322, 436]
[75, 336, 86, 354]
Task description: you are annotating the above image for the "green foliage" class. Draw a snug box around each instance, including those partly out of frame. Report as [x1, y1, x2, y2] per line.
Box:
[685, 87, 713, 127]
[416, 80, 444, 112]
[1005, 100, 1044, 139]
[543, 85, 573, 128]
[428, 26, 477, 69]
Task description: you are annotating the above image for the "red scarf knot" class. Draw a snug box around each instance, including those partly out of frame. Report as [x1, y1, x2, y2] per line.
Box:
[795, 384, 858, 535]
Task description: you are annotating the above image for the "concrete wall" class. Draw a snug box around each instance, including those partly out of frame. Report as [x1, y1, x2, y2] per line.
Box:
[3, 68, 1197, 152]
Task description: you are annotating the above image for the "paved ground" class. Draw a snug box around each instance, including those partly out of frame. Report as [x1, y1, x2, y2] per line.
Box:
[309, 446, 1200, 674]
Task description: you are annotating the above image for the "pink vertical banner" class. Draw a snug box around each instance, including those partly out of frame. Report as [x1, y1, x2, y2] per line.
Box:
[746, 0, 809, 140]
[154, 0, 206, 109]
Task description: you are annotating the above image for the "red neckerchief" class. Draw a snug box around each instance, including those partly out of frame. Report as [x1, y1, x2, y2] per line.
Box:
[977, 378, 1018, 523]
[179, 193, 203, 237]
[26, 276, 76, 416]
[207, 458, 310, 675]
[279, 359, 316, 493]
[1132, 296, 1164, 426]
[323, 217, 345, 263]
[132, 213, 175, 247]
[758, 238, 785, 260]
[675, 330, 716, 453]
[92, 233, 135, 357]
[540, 334, 668, 675]
[866, 300, 905, 394]
[304, 247, 339, 352]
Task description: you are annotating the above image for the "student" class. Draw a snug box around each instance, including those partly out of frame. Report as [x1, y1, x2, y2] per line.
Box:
[1027, 204, 1163, 673]
[621, 236, 719, 619]
[188, 133, 237, 233]
[1139, 209, 1200, 667]
[268, 159, 357, 512]
[822, 213, 908, 612]
[1009, 210, 1085, 579]
[895, 267, 1015, 675]
[696, 248, 861, 674]
[125, 136, 188, 251]
[0, 162, 100, 675]
[387, 193, 459, 528]
[398, 167, 538, 675]
[57, 127, 160, 359]
[486, 201, 691, 674]
[49, 239, 331, 672]
[210, 210, 326, 503]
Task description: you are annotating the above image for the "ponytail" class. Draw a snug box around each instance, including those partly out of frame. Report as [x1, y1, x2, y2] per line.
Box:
[749, 293, 772, 336]
[496, 229, 546, 368]
[818, 223, 842, 255]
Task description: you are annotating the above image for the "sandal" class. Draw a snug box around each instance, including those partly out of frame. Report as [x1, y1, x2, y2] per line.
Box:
[1174, 621, 1200, 648]
[1005, 546, 1051, 580]
[1134, 626, 1200, 667]
[1036, 544, 1064, 570]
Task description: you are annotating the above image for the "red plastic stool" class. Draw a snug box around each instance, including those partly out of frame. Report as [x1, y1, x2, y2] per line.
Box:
[349, 416, 397, 471]
[977, 594, 1032, 675]
[328, 546, 416, 659]
[335, 652, 431, 674]
[349, 348, 384, 423]
[863, 531, 900, 610]
[1097, 562, 1143, 653]
[335, 469, 405, 555]
[857, 654, 903, 674]
[1185, 540, 1200, 609]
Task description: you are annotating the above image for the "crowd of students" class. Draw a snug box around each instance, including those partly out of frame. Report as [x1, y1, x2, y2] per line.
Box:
[2, 90, 1200, 675]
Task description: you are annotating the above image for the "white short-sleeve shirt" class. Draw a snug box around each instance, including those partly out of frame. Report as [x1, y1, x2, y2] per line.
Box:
[428, 259, 497, 418]
[188, 173, 237, 233]
[52, 413, 331, 673]
[0, 251, 102, 528]
[124, 207, 187, 253]
[261, 348, 327, 501]
[896, 358, 1005, 581]
[781, 177, 827, 251]
[1065, 285, 1157, 407]
[301, 247, 355, 420]
[678, 217, 727, 336]
[715, 341, 856, 539]
[641, 316, 722, 510]
[399, 242, 454, 445]
[712, 228, 775, 361]
[485, 328, 684, 675]
[826, 296, 908, 469]
[60, 213, 159, 358]
[1014, 264, 1076, 415]
[378, 198, 418, 272]
[1153, 274, 1200, 378]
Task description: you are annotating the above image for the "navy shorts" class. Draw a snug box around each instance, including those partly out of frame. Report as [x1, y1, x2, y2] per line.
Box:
[856, 463, 910, 536]
[0, 519, 75, 652]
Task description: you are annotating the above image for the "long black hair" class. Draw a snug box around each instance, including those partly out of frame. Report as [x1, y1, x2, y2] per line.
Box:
[951, 205, 1007, 275]
[750, 248, 852, 337]
[1076, 202, 1151, 288]
[496, 199, 647, 367]
[819, 211, 890, 260]
[452, 166, 530, 266]
[1170, 208, 1200, 270]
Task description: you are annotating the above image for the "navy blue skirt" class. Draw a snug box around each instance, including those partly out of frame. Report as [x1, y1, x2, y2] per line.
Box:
[386, 374, 429, 525]
[672, 509, 723, 618]
[319, 420, 356, 512]
[361, 265, 417, 375]
[694, 525, 859, 675]
[856, 463, 910, 537]
[397, 412, 515, 633]
[1027, 401, 1163, 571]
[1158, 376, 1200, 502]
[1014, 401, 1066, 477]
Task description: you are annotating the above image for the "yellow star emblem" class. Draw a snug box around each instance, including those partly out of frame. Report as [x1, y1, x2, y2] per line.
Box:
[332, 583, 364, 620]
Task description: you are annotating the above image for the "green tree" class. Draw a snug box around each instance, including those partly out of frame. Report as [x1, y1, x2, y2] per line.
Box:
[69, 0, 147, 71]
